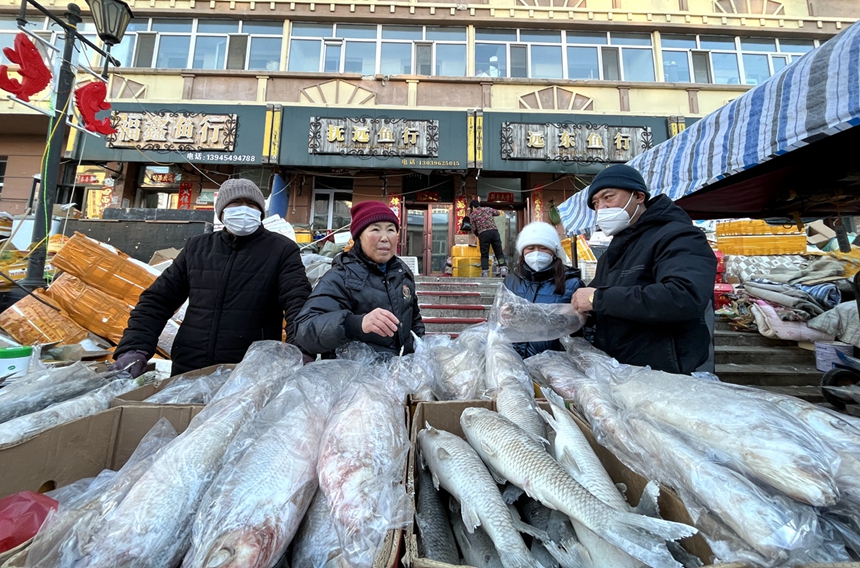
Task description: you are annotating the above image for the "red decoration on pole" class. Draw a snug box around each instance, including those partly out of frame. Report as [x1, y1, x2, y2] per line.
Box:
[0, 33, 52, 103]
[74, 81, 116, 135]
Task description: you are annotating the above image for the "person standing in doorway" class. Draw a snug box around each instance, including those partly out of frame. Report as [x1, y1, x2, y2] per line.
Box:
[469, 199, 508, 278]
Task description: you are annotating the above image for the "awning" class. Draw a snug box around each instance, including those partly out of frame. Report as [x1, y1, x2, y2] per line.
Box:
[559, 20, 860, 234]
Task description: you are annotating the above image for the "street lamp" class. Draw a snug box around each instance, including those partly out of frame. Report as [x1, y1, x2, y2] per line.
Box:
[9, 0, 131, 300]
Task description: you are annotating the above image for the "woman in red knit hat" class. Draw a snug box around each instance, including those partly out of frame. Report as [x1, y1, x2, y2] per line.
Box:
[295, 201, 425, 358]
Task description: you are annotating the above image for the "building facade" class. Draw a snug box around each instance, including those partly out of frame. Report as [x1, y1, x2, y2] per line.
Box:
[1, 0, 857, 274]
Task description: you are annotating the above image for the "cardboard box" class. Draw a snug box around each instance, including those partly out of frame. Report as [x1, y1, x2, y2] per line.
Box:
[451, 245, 480, 258]
[46, 273, 132, 344]
[148, 247, 182, 266]
[808, 220, 837, 239]
[0, 405, 201, 499]
[453, 235, 477, 246]
[808, 234, 833, 248]
[109, 364, 236, 407]
[52, 233, 159, 304]
[405, 400, 713, 568]
[51, 204, 81, 219]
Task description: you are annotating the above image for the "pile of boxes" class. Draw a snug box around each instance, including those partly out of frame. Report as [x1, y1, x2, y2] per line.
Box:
[716, 219, 806, 256]
[0, 233, 161, 349]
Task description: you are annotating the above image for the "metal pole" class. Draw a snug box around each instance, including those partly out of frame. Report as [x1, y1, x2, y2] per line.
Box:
[15, 4, 81, 294]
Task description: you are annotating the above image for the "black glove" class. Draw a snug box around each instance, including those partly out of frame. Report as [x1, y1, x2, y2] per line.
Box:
[109, 350, 149, 378]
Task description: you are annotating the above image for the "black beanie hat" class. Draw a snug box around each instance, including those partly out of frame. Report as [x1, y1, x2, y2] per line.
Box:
[586, 165, 650, 210]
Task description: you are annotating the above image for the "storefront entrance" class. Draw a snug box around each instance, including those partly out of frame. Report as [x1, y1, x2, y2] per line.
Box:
[403, 204, 453, 276]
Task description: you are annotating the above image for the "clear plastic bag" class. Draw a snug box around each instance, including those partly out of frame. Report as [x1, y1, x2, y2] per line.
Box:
[75, 342, 303, 568]
[185, 361, 345, 568]
[488, 284, 583, 344]
[290, 490, 342, 568]
[317, 374, 411, 568]
[431, 324, 488, 401]
[0, 378, 140, 447]
[529, 345, 854, 566]
[143, 366, 232, 405]
[24, 418, 178, 568]
[0, 363, 106, 425]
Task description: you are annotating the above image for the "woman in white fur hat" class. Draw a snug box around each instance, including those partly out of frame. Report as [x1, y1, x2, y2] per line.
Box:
[503, 221, 584, 358]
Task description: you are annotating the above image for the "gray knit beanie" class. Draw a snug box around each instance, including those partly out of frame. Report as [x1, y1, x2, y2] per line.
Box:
[216, 178, 266, 220]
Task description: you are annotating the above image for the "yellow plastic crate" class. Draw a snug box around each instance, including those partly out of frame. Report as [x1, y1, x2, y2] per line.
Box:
[294, 230, 313, 243]
[452, 244, 480, 258]
[716, 219, 801, 236]
[717, 234, 807, 255]
[452, 256, 491, 277]
[562, 235, 597, 262]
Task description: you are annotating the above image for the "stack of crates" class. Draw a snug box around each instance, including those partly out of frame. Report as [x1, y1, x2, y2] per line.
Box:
[716, 219, 806, 256]
[451, 245, 491, 277]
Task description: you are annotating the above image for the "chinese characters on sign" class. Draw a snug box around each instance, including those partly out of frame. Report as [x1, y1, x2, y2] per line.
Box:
[310, 117, 439, 158]
[487, 192, 514, 203]
[150, 173, 176, 184]
[500, 122, 652, 163]
[178, 182, 193, 210]
[107, 112, 238, 152]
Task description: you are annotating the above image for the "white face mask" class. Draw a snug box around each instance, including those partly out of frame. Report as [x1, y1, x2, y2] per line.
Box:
[222, 205, 262, 236]
[524, 250, 554, 272]
[596, 192, 639, 237]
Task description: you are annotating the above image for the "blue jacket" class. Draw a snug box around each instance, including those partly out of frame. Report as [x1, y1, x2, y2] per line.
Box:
[503, 265, 583, 358]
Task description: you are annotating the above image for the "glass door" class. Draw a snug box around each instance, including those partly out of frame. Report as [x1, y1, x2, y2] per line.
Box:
[403, 204, 453, 275]
[404, 208, 427, 275]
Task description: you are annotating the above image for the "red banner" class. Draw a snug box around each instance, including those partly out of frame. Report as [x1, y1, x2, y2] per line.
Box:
[178, 183, 193, 210]
[455, 195, 468, 234]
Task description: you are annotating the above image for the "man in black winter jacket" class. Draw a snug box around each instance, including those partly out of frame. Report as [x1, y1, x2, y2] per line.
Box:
[571, 165, 716, 375]
[111, 179, 312, 376]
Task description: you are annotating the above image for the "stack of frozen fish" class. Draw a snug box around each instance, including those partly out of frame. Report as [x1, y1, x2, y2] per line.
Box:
[0, 363, 144, 448]
[527, 337, 860, 566]
[21, 340, 417, 568]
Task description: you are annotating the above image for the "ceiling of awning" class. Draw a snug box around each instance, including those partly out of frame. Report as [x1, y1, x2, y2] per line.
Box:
[675, 125, 860, 221]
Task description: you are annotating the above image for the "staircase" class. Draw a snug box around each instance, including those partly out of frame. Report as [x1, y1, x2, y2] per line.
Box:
[417, 276, 500, 336]
[714, 319, 823, 401]
[417, 277, 824, 401]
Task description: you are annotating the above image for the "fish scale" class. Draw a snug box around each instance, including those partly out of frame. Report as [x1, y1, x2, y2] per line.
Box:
[460, 407, 697, 568]
[419, 425, 542, 568]
[415, 465, 459, 564]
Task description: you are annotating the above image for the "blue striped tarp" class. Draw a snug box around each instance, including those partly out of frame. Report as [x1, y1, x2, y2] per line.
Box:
[559, 20, 860, 234]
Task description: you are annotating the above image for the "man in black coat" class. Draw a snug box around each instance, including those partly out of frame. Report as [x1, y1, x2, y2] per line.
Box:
[111, 179, 312, 376]
[571, 165, 716, 375]
[295, 201, 424, 358]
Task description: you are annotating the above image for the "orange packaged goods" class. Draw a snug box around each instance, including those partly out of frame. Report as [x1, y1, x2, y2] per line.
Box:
[0, 291, 88, 345]
[46, 273, 132, 343]
[52, 233, 158, 304]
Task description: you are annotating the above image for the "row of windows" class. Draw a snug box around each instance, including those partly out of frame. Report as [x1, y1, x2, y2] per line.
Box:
[0, 17, 820, 84]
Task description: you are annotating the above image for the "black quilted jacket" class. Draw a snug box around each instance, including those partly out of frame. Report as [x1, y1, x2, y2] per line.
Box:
[114, 226, 311, 375]
[295, 247, 425, 357]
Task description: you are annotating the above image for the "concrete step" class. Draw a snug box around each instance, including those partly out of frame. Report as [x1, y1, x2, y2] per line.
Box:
[714, 329, 796, 347]
[417, 291, 495, 305]
[420, 305, 490, 318]
[423, 320, 487, 333]
[715, 363, 822, 387]
[715, 345, 815, 366]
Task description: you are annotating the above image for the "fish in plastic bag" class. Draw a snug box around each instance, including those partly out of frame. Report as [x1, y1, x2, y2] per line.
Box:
[488, 284, 583, 344]
[183, 361, 346, 568]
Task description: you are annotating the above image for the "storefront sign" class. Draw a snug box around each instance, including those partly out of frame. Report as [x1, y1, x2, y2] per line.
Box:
[500, 122, 652, 163]
[309, 117, 439, 158]
[107, 112, 238, 152]
[150, 173, 176, 184]
[454, 195, 468, 235]
[76, 173, 102, 185]
[415, 191, 441, 202]
[487, 192, 514, 203]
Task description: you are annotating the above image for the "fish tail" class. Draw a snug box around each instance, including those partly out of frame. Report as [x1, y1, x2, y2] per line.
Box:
[543, 538, 593, 568]
[631, 480, 661, 518]
[599, 511, 696, 568]
[499, 549, 545, 568]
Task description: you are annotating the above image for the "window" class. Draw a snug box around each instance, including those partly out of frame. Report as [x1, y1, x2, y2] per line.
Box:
[117, 18, 282, 70]
[288, 24, 466, 76]
[312, 178, 353, 231]
[0, 157, 6, 195]
[476, 29, 654, 81]
[660, 34, 817, 86]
